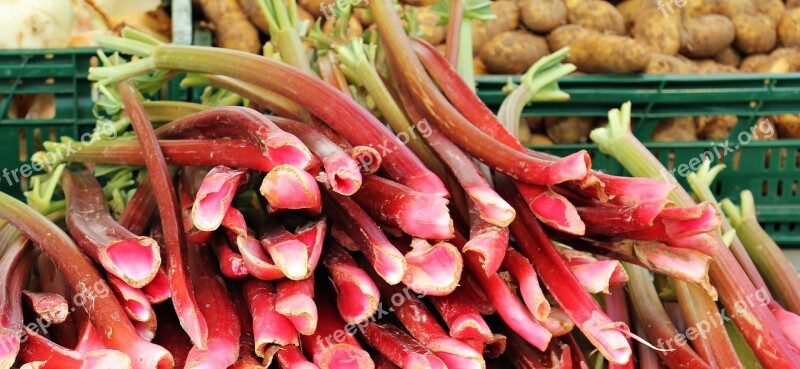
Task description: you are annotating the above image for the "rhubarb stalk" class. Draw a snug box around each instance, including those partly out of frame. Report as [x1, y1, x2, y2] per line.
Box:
[222, 208, 285, 281]
[260, 220, 312, 280]
[107, 274, 155, 323]
[0, 232, 38, 369]
[361, 323, 447, 369]
[324, 243, 381, 324]
[242, 278, 299, 356]
[191, 166, 246, 232]
[275, 277, 318, 335]
[274, 345, 318, 369]
[210, 234, 249, 279]
[19, 327, 132, 369]
[502, 248, 550, 320]
[393, 238, 463, 296]
[260, 164, 322, 213]
[429, 286, 493, 342]
[22, 290, 69, 324]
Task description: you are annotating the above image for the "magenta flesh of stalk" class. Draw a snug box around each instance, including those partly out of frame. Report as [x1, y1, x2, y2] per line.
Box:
[63, 171, 161, 288]
[275, 278, 318, 335]
[352, 175, 454, 240]
[242, 278, 299, 356]
[191, 166, 245, 232]
[142, 268, 172, 304]
[19, 327, 131, 369]
[464, 203, 509, 276]
[324, 244, 380, 325]
[430, 287, 493, 342]
[260, 221, 311, 280]
[397, 238, 463, 296]
[503, 248, 550, 320]
[567, 259, 622, 295]
[107, 274, 155, 323]
[222, 208, 285, 280]
[593, 173, 676, 206]
[275, 345, 319, 369]
[210, 234, 249, 279]
[22, 290, 69, 324]
[295, 216, 327, 272]
[260, 164, 322, 213]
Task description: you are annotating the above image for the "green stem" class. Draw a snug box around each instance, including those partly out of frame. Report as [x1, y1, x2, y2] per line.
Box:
[456, 19, 474, 89]
[721, 193, 800, 314]
[259, 0, 312, 73]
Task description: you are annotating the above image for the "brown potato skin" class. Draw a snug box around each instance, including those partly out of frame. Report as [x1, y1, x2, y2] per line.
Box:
[544, 117, 594, 143]
[480, 31, 550, 74]
[732, 13, 777, 54]
[755, 0, 786, 23]
[417, 6, 447, 45]
[238, 0, 270, 34]
[680, 15, 736, 58]
[682, 0, 717, 18]
[632, 8, 681, 55]
[521, 0, 568, 33]
[773, 115, 800, 138]
[298, 0, 327, 17]
[697, 115, 738, 140]
[546, 24, 595, 51]
[322, 16, 364, 38]
[739, 53, 771, 71]
[200, 0, 262, 53]
[568, 33, 651, 73]
[778, 9, 800, 47]
[645, 53, 695, 73]
[716, 0, 756, 18]
[693, 59, 740, 73]
[715, 47, 742, 67]
[651, 117, 697, 142]
[568, 1, 626, 35]
[473, 1, 520, 53]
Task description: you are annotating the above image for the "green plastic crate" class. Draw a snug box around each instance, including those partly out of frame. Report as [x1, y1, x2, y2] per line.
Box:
[477, 74, 800, 245]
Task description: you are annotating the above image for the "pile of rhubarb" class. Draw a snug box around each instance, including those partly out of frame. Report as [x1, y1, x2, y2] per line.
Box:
[1, 2, 799, 368]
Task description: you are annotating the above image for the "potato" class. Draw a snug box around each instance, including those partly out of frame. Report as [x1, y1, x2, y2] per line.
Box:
[480, 31, 550, 74]
[755, 0, 785, 23]
[298, 0, 327, 17]
[417, 6, 447, 45]
[789, 0, 800, 8]
[645, 53, 695, 73]
[323, 16, 363, 38]
[778, 9, 800, 47]
[697, 115, 738, 140]
[616, 0, 645, 30]
[651, 117, 697, 141]
[716, 0, 756, 18]
[473, 56, 488, 75]
[568, 33, 651, 73]
[546, 24, 595, 50]
[518, 118, 532, 143]
[473, 1, 520, 53]
[568, 1, 626, 35]
[521, 0, 567, 33]
[545, 116, 594, 143]
[680, 15, 736, 58]
[773, 114, 800, 138]
[770, 48, 800, 70]
[631, 8, 681, 55]
[754, 117, 778, 140]
[526, 116, 544, 132]
[731, 14, 777, 54]
[200, 0, 261, 53]
[693, 59, 740, 73]
[353, 8, 373, 26]
[528, 134, 555, 145]
[682, 0, 717, 18]
[715, 47, 742, 67]
[739, 53, 771, 71]
[238, 0, 270, 34]
[401, 0, 438, 7]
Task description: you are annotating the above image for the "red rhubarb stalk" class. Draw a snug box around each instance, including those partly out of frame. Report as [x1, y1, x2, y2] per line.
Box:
[19, 327, 132, 369]
[361, 323, 447, 369]
[74, 319, 106, 353]
[90, 40, 447, 197]
[560, 254, 623, 295]
[223, 223, 285, 280]
[107, 274, 155, 323]
[274, 345, 319, 369]
[191, 166, 246, 231]
[35, 255, 79, 349]
[196, 74, 304, 120]
[275, 277, 318, 335]
[260, 165, 322, 213]
[178, 168, 213, 246]
[118, 176, 155, 236]
[605, 287, 634, 369]
[271, 116, 363, 196]
[394, 238, 463, 296]
[152, 305, 193, 369]
[119, 81, 207, 350]
[0, 233, 38, 369]
[539, 307, 575, 337]
[63, 171, 161, 288]
[324, 244, 381, 324]
[460, 272, 495, 315]
[134, 311, 158, 342]
[430, 286, 493, 342]
[295, 216, 328, 272]
[352, 175, 454, 240]
[141, 268, 172, 304]
[242, 278, 299, 356]
[350, 146, 383, 174]
[501, 325, 572, 369]
[260, 221, 312, 280]
[228, 281, 266, 369]
[322, 188, 407, 285]
[300, 285, 374, 369]
[22, 291, 69, 324]
[497, 174, 632, 365]
[184, 244, 240, 369]
[579, 200, 667, 235]
[502, 248, 550, 320]
[210, 234, 249, 279]
[0, 192, 174, 369]
[592, 172, 676, 206]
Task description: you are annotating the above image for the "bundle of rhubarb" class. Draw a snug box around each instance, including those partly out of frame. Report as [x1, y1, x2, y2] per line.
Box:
[1, 1, 800, 368]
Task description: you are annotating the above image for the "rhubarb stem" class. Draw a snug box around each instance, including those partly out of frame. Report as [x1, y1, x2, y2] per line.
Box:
[324, 244, 380, 325]
[22, 291, 69, 324]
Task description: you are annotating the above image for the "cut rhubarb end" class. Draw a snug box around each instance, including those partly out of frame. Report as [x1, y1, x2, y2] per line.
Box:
[22, 291, 69, 324]
[580, 313, 632, 366]
[485, 274, 553, 350]
[546, 150, 591, 184]
[266, 139, 315, 170]
[450, 314, 493, 342]
[463, 232, 508, 277]
[335, 279, 380, 324]
[595, 173, 677, 206]
[324, 156, 363, 196]
[527, 189, 585, 236]
[128, 339, 175, 369]
[142, 268, 172, 304]
[0, 330, 20, 368]
[107, 274, 155, 322]
[570, 261, 619, 295]
[401, 240, 463, 296]
[399, 196, 454, 240]
[661, 203, 722, 239]
[428, 337, 487, 369]
[295, 217, 327, 271]
[191, 166, 245, 232]
[317, 344, 375, 369]
[350, 146, 382, 174]
[539, 308, 576, 337]
[370, 243, 408, 286]
[667, 232, 716, 255]
[264, 239, 310, 280]
[102, 237, 161, 288]
[633, 201, 669, 227]
[503, 250, 550, 321]
[633, 242, 715, 299]
[275, 296, 318, 336]
[260, 165, 321, 211]
[468, 186, 516, 227]
[234, 233, 285, 281]
[771, 306, 800, 351]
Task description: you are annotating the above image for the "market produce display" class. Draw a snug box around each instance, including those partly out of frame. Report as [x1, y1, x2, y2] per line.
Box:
[0, 0, 800, 368]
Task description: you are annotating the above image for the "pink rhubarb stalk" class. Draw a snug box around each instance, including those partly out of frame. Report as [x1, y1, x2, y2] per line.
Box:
[539, 307, 575, 337]
[63, 171, 161, 288]
[592, 172, 676, 206]
[579, 200, 667, 235]
[35, 255, 78, 349]
[274, 345, 318, 369]
[242, 278, 299, 356]
[119, 81, 207, 350]
[352, 175, 454, 240]
[191, 166, 246, 231]
[300, 287, 374, 369]
[497, 174, 632, 365]
[184, 244, 240, 369]
[324, 244, 381, 324]
[296, 216, 327, 272]
[228, 281, 267, 369]
[222, 208, 285, 280]
[350, 146, 383, 174]
[210, 234, 248, 279]
[275, 277, 318, 335]
[430, 286, 493, 342]
[260, 164, 322, 213]
[141, 268, 172, 304]
[362, 323, 447, 369]
[460, 273, 495, 315]
[463, 204, 509, 276]
[605, 287, 634, 369]
[22, 291, 69, 324]
[271, 116, 363, 196]
[394, 238, 463, 296]
[0, 191, 174, 369]
[260, 221, 312, 280]
[0, 233, 38, 369]
[19, 328, 131, 369]
[502, 326, 572, 369]
[502, 248, 550, 320]
[322, 188, 407, 285]
[107, 274, 155, 322]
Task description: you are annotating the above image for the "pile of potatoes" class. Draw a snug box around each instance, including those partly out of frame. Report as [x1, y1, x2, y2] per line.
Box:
[518, 113, 800, 146]
[417, 0, 800, 75]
